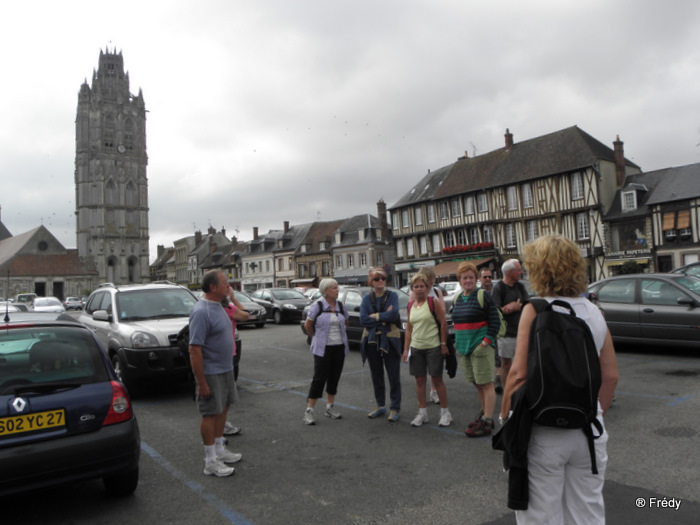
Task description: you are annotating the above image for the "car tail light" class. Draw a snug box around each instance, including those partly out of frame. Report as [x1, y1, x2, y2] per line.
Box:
[102, 381, 134, 426]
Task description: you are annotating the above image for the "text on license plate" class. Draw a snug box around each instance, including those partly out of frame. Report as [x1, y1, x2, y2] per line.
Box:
[0, 409, 66, 436]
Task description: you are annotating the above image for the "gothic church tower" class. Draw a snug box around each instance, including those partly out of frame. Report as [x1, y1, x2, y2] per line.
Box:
[75, 49, 149, 284]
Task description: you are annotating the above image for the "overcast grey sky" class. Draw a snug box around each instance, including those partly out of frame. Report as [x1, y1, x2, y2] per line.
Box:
[2, 1, 699, 262]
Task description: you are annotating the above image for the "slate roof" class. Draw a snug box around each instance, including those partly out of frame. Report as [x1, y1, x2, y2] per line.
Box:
[391, 126, 641, 208]
[605, 162, 700, 220]
[0, 219, 11, 241]
[300, 219, 345, 253]
[3, 251, 97, 277]
[274, 222, 314, 253]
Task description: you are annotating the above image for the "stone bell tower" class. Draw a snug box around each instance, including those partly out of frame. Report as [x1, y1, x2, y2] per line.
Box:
[75, 48, 150, 284]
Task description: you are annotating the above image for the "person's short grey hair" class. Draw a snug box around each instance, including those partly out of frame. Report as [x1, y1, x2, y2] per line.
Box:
[319, 278, 338, 296]
[501, 259, 520, 274]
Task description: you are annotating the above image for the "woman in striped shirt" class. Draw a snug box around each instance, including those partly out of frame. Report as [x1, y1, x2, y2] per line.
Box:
[451, 261, 502, 437]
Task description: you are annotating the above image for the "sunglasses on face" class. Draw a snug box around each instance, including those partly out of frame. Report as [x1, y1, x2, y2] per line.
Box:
[481, 276, 493, 279]
[372, 276, 387, 282]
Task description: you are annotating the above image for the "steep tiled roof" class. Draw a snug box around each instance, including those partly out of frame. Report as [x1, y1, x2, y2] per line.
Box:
[5, 251, 97, 277]
[300, 219, 345, 252]
[0, 219, 11, 241]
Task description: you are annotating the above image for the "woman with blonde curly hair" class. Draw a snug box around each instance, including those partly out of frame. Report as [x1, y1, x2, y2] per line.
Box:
[500, 235, 619, 524]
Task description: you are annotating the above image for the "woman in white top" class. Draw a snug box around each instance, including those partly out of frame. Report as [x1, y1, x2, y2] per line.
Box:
[500, 235, 619, 525]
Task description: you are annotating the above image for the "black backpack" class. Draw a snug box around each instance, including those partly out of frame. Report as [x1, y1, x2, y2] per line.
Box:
[525, 299, 604, 474]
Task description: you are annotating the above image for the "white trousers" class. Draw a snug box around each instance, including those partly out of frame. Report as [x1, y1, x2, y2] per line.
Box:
[516, 424, 608, 525]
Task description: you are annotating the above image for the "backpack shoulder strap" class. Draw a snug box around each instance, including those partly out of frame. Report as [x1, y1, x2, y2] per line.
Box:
[338, 301, 345, 317]
[369, 291, 377, 312]
[529, 298, 549, 314]
[477, 288, 485, 308]
[407, 299, 414, 317]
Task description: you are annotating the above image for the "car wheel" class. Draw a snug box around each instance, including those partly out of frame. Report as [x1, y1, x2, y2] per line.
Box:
[103, 466, 139, 497]
[273, 310, 282, 325]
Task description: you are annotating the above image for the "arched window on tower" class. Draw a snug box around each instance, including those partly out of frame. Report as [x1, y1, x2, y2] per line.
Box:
[105, 180, 118, 206]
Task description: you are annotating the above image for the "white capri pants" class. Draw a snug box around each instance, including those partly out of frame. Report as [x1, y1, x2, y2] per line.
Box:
[516, 423, 609, 525]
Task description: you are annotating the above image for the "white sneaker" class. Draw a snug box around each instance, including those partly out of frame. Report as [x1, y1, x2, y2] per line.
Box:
[223, 422, 241, 436]
[325, 405, 342, 419]
[204, 458, 234, 477]
[429, 390, 440, 404]
[411, 412, 429, 427]
[438, 410, 453, 427]
[303, 409, 315, 425]
[216, 449, 242, 464]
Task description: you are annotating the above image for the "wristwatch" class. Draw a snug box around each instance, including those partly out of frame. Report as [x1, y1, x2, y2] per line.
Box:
[440, 342, 447, 346]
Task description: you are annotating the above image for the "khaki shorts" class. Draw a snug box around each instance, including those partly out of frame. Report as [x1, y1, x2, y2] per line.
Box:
[460, 344, 495, 385]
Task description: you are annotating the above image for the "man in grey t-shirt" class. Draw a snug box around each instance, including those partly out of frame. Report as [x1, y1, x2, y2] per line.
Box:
[491, 260, 529, 388]
[189, 269, 248, 477]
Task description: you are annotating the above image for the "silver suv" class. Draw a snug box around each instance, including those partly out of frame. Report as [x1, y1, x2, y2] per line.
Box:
[79, 282, 198, 389]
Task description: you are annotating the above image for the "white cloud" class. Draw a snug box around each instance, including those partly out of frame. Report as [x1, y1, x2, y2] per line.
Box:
[2, 1, 700, 261]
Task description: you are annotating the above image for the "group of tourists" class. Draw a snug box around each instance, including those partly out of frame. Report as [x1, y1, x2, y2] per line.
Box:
[299, 234, 619, 524]
[189, 235, 619, 524]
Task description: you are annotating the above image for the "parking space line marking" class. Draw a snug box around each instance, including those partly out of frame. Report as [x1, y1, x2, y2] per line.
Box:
[141, 441, 254, 525]
[614, 390, 695, 406]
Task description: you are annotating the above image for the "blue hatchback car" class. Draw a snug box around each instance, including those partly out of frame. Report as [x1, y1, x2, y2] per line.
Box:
[0, 312, 140, 497]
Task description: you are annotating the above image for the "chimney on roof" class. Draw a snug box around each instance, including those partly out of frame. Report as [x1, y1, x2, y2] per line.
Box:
[377, 199, 389, 240]
[253, 227, 259, 240]
[613, 135, 626, 187]
[207, 225, 216, 236]
[195, 230, 202, 245]
[157, 244, 164, 257]
[284, 221, 289, 233]
[221, 226, 226, 237]
[504, 128, 513, 149]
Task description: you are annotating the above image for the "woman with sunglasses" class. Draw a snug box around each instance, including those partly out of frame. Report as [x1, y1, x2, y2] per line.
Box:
[360, 267, 402, 422]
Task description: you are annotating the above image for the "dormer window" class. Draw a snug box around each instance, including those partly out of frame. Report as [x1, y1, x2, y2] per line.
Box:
[359, 229, 366, 241]
[300, 244, 307, 253]
[335, 232, 342, 243]
[319, 241, 326, 250]
[621, 191, 637, 211]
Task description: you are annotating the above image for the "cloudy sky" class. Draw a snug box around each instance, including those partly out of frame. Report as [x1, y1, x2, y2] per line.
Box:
[2, 1, 699, 262]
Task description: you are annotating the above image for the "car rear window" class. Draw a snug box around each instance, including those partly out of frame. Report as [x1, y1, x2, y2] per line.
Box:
[0, 326, 109, 394]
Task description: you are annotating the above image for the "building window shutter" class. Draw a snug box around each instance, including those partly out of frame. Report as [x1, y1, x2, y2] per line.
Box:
[662, 212, 676, 231]
[676, 210, 690, 230]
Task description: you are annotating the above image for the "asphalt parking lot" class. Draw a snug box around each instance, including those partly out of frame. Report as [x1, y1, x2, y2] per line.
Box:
[4, 322, 699, 524]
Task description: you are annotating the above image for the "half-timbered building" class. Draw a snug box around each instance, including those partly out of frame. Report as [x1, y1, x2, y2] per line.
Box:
[389, 126, 641, 284]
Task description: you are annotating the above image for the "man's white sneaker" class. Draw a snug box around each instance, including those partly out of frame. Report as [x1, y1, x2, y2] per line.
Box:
[224, 422, 242, 436]
[204, 458, 234, 477]
[216, 449, 242, 464]
[411, 412, 429, 427]
[438, 411, 453, 427]
[429, 390, 440, 404]
[303, 409, 315, 425]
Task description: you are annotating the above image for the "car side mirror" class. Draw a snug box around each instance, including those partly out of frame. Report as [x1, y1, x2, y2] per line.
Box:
[93, 310, 111, 322]
[677, 296, 695, 307]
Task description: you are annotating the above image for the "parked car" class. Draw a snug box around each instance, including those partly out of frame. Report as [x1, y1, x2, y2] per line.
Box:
[78, 282, 198, 390]
[233, 291, 267, 328]
[13, 293, 37, 310]
[0, 311, 140, 497]
[0, 302, 22, 313]
[249, 288, 309, 324]
[32, 296, 66, 313]
[301, 286, 454, 347]
[670, 261, 700, 278]
[64, 296, 84, 310]
[587, 273, 700, 349]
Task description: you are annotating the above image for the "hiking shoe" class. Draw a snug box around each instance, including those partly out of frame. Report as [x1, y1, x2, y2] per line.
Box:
[465, 417, 494, 438]
[368, 407, 387, 418]
[411, 412, 429, 427]
[204, 458, 234, 477]
[303, 409, 315, 425]
[387, 410, 400, 422]
[224, 422, 242, 436]
[325, 405, 342, 419]
[467, 410, 484, 429]
[217, 449, 242, 464]
[438, 410, 453, 427]
[429, 390, 440, 404]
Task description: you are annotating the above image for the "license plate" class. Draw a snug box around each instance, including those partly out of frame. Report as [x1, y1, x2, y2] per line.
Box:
[0, 409, 66, 436]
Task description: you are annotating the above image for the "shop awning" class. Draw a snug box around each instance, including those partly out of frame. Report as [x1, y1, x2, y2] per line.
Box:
[604, 258, 650, 267]
[433, 257, 493, 277]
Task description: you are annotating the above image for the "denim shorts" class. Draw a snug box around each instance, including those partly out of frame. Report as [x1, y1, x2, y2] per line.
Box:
[409, 346, 444, 377]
